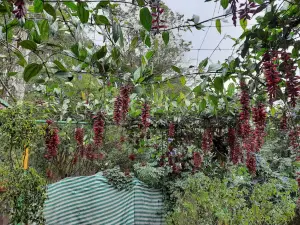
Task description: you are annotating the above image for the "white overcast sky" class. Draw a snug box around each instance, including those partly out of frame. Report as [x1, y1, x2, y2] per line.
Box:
[163, 0, 249, 66]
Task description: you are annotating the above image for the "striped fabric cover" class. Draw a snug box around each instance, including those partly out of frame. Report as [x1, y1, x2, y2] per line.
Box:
[44, 173, 164, 225]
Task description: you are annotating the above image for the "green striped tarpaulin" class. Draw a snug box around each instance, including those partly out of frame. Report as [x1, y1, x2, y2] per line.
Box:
[44, 173, 165, 225]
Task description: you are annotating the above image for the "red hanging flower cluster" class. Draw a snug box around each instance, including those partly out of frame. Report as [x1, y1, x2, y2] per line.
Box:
[128, 153, 136, 161]
[262, 51, 281, 104]
[45, 121, 60, 159]
[289, 129, 299, 151]
[150, 0, 167, 34]
[13, 0, 26, 19]
[193, 152, 202, 169]
[239, 1, 259, 20]
[113, 85, 132, 125]
[93, 112, 105, 147]
[75, 128, 84, 146]
[113, 95, 122, 125]
[230, 0, 238, 26]
[252, 103, 267, 150]
[141, 103, 151, 130]
[120, 85, 132, 120]
[280, 113, 288, 131]
[228, 127, 241, 164]
[281, 52, 300, 107]
[245, 131, 257, 174]
[239, 81, 251, 139]
[201, 128, 213, 153]
[168, 123, 175, 137]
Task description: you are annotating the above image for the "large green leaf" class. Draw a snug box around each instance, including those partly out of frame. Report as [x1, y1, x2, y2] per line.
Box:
[199, 99, 207, 112]
[44, 3, 56, 21]
[145, 35, 151, 47]
[34, 0, 43, 13]
[112, 23, 121, 43]
[38, 19, 49, 41]
[198, 58, 208, 72]
[216, 19, 221, 34]
[140, 7, 152, 31]
[227, 83, 235, 97]
[23, 63, 43, 82]
[19, 40, 37, 51]
[162, 31, 169, 45]
[221, 0, 229, 9]
[171, 66, 181, 73]
[96, 0, 110, 9]
[92, 45, 107, 61]
[130, 36, 139, 49]
[240, 18, 247, 31]
[64, 2, 77, 11]
[13, 50, 27, 67]
[53, 60, 68, 72]
[77, 2, 89, 23]
[209, 95, 218, 107]
[94, 15, 110, 25]
[214, 77, 224, 93]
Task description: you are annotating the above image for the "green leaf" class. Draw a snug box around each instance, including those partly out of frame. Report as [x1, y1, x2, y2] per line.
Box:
[162, 31, 169, 45]
[134, 67, 142, 81]
[53, 60, 68, 72]
[254, 0, 263, 4]
[38, 19, 49, 41]
[111, 47, 120, 60]
[180, 76, 186, 85]
[19, 40, 37, 51]
[93, 45, 107, 61]
[112, 23, 121, 43]
[145, 35, 151, 47]
[227, 83, 235, 97]
[8, 72, 18, 77]
[96, 0, 110, 9]
[199, 99, 207, 111]
[140, 7, 152, 31]
[193, 85, 202, 94]
[198, 58, 208, 72]
[145, 50, 154, 60]
[214, 77, 224, 93]
[171, 66, 181, 73]
[34, 0, 43, 13]
[44, 3, 56, 21]
[64, 2, 77, 11]
[2, 19, 18, 33]
[24, 20, 35, 30]
[240, 18, 247, 31]
[13, 50, 27, 67]
[271, 107, 276, 116]
[216, 19, 221, 34]
[23, 63, 43, 82]
[221, 0, 229, 9]
[137, 0, 145, 6]
[209, 95, 218, 107]
[130, 36, 139, 49]
[77, 2, 89, 23]
[94, 15, 110, 25]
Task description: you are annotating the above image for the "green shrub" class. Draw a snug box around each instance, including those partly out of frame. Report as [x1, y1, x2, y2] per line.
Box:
[167, 171, 298, 225]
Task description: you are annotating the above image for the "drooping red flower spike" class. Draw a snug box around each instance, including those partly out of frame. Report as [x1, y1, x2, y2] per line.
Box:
[280, 113, 288, 131]
[262, 51, 281, 104]
[239, 81, 251, 139]
[141, 103, 151, 130]
[75, 128, 84, 146]
[201, 128, 213, 153]
[45, 124, 60, 159]
[193, 152, 202, 169]
[230, 0, 238, 26]
[150, 0, 168, 34]
[128, 153, 136, 161]
[239, 1, 259, 20]
[245, 131, 257, 175]
[13, 0, 26, 19]
[113, 95, 122, 125]
[228, 127, 241, 164]
[168, 123, 175, 137]
[120, 85, 132, 120]
[281, 52, 300, 107]
[252, 103, 267, 150]
[93, 112, 105, 147]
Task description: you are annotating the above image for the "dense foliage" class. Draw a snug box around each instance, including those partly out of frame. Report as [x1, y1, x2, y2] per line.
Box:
[0, 0, 300, 224]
